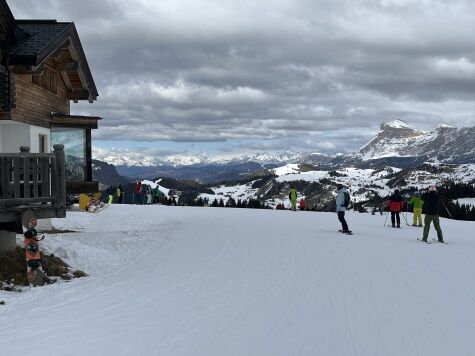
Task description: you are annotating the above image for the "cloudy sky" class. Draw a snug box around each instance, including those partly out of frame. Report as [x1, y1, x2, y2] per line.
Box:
[10, 0, 475, 160]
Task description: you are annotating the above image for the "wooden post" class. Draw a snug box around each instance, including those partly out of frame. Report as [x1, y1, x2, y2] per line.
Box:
[53, 144, 66, 209]
[0, 230, 16, 253]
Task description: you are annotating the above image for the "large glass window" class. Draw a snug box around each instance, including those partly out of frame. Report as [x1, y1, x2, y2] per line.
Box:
[51, 127, 86, 181]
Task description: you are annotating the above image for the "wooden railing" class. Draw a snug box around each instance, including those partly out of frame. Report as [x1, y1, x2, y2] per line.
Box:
[0, 145, 66, 210]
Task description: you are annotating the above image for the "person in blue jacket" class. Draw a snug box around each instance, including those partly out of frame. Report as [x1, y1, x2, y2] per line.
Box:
[336, 184, 351, 233]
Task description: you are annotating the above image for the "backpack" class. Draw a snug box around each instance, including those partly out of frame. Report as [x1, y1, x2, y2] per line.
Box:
[343, 191, 351, 208]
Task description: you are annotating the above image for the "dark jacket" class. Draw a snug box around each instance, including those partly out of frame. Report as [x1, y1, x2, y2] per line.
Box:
[422, 191, 439, 215]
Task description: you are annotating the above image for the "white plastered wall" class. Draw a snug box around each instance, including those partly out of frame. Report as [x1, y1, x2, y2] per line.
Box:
[30, 125, 50, 153]
[0, 121, 50, 153]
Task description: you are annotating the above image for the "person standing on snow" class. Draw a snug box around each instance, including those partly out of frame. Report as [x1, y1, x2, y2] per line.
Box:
[146, 186, 152, 205]
[116, 185, 124, 204]
[289, 186, 297, 211]
[141, 183, 148, 205]
[408, 191, 424, 227]
[153, 186, 161, 204]
[421, 186, 444, 243]
[134, 181, 142, 204]
[371, 194, 383, 215]
[389, 189, 404, 228]
[106, 185, 115, 204]
[336, 184, 351, 233]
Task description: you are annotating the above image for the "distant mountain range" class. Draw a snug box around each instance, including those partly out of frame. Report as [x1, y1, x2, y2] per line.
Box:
[93, 120, 475, 185]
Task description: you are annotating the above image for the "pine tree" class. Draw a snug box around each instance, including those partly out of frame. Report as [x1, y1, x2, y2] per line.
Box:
[226, 197, 236, 207]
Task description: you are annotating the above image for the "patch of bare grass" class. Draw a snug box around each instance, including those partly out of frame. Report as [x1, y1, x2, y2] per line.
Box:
[0, 247, 88, 291]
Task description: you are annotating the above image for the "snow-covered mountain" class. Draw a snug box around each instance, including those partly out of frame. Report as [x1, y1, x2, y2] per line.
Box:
[96, 120, 474, 170]
[92, 120, 475, 184]
[198, 162, 475, 210]
[359, 120, 475, 163]
[94, 150, 309, 168]
[359, 120, 426, 159]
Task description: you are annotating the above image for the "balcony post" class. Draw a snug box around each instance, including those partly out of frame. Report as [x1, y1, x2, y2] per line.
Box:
[53, 144, 66, 209]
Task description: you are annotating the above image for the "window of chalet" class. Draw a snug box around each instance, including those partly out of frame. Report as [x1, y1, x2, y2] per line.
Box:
[50, 127, 86, 181]
[31, 68, 58, 95]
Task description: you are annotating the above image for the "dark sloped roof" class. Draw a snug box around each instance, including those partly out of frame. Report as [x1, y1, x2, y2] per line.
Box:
[0, 0, 16, 37]
[7, 20, 98, 100]
[8, 20, 72, 65]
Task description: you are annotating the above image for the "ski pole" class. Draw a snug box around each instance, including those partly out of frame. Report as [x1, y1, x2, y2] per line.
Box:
[403, 201, 410, 226]
[384, 212, 389, 226]
[441, 200, 453, 219]
[401, 210, 410, 225]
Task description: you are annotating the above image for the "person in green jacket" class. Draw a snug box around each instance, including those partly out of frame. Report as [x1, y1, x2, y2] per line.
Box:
[408, 191, 424, 227]
[153, 186, 161, 204]
[289, 186, 297, 211]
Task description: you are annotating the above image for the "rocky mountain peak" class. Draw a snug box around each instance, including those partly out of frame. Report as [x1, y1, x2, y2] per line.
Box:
[359, 120, 425, 158]
[380, 119, 415, 130]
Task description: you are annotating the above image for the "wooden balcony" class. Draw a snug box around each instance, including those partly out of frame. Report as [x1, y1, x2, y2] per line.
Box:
[0, 145, 66, 224]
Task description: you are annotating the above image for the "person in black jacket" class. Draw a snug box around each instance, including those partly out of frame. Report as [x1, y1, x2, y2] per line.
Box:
[421, 185, 444, 243]
[389, 190, 404, 228]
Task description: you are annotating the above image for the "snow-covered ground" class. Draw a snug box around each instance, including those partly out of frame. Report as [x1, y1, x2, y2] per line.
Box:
[1, 205, 475, 356]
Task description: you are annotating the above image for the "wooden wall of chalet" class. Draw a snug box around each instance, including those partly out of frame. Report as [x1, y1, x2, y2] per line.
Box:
[10, 70, 70, 128]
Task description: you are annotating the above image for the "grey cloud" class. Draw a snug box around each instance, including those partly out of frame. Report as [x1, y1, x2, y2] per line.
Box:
[10, 0, 475, 153]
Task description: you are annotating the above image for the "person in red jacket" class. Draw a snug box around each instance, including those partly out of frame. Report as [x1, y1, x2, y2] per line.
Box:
[134, 181, 142, 205]
[389, 189, 404, 228]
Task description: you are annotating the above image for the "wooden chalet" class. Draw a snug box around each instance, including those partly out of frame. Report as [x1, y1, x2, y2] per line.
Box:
[0, 0, 100, 194]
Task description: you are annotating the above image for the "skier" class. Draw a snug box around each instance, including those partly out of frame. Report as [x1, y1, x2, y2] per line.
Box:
[299, 198, 306, 211]
[336, 184, 351, 233]
[289, 186, 297, 211]
[153, 186, 161, 204]
[421, 185, 444, 243]
[389, 189, 404, 228]
[134, 181, 142, 204]
[146, 186, 152, 205]
[371, 194, 383, 215]
[116, 185, 124, 204]
[408, 191, 424, 227]
[106, 185, 114, 204]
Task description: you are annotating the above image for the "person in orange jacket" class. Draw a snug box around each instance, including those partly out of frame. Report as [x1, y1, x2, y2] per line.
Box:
[389, 189, 404, 228]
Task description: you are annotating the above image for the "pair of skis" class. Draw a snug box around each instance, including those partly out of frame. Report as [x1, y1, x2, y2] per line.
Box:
[417, 238, 448, 245]
[338, 229, 353, 235]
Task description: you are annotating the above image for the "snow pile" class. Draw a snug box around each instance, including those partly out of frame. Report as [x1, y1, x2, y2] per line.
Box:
[273, 163, 301, 176]
[455, 198, 475, 206]
[1, 205, 475, 356]
[140, 179, 170, 196]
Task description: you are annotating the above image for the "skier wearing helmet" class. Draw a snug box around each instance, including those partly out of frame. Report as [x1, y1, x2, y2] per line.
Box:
[421, 185, 444, 243]
[408, 191, 424, 227]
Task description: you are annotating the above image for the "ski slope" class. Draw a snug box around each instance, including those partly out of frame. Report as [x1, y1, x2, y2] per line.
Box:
[1, 205, 475, 356]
